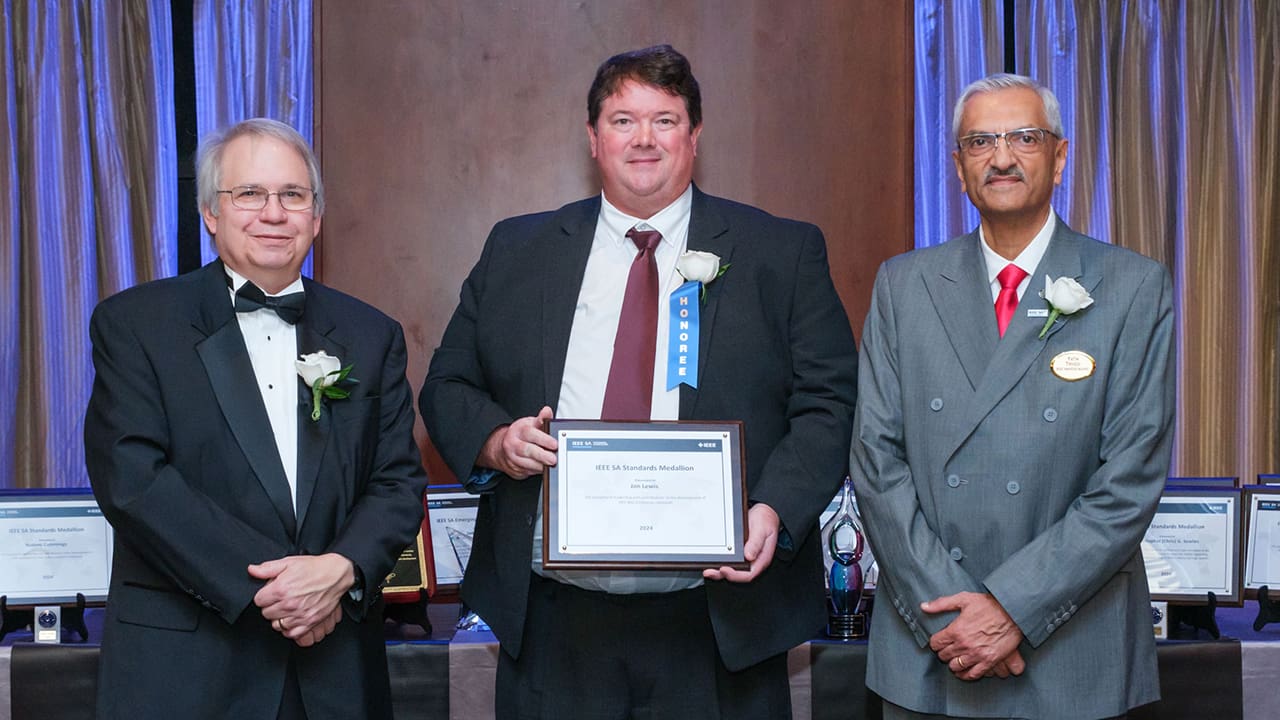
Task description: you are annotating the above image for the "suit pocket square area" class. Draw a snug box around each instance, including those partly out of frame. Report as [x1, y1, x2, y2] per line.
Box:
[115, 583, 202, 632]
[330, 394, 381, 428]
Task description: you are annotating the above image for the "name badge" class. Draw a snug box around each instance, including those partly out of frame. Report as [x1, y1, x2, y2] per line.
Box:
[1027, 308, 1049, 318]
[1050, 350, 1095, 381]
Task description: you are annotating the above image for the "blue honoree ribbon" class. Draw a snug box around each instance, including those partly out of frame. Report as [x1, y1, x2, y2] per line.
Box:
[667, 280, 700, 389]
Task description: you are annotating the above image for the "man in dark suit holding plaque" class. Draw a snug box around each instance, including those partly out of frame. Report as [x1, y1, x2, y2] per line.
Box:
[84, 118, 427, 719]
[421, 45, 858, 719]
[851, 74, 1175, 719]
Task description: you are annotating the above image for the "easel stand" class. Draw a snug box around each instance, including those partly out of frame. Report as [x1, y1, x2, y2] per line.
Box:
[1253, 586, 1280, 632]
[1168, 591, 1219, 639]
[0, 593, 90, 642]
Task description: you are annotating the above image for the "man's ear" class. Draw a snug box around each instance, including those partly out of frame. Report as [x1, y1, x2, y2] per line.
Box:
[201, 205, 218, 235]
[586, 121, 599, 159]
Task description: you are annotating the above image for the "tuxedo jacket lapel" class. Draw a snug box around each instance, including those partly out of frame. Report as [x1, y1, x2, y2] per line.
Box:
[193, 263, 297, 537]
[680, 187, 733, 418]
[541, 198, 598, 409]
[295, 289, 347, 535]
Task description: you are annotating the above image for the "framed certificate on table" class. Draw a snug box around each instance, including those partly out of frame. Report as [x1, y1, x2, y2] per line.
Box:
[0, 488, 113, 606]
[543, 420, 747, 570]
[1141, 486, 1243, 605]
[424, 485, 479, 596]
[1243, 485, 1280, 595]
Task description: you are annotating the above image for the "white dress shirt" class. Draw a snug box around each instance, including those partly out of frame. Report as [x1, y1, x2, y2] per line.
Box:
[979, 211, 1055, 303]
[226, 267, 302, 512]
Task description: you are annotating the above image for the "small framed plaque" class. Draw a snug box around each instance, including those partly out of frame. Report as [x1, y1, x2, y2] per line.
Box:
[382, 531, 428, 597]
[1243, 485, 1280, 596]
[543, 420, 747, 570]
[424, 485, 479, 596]
[1142, 485, 1243, 605]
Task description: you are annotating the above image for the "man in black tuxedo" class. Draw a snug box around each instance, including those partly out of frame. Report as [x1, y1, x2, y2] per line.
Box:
[421, 45, 858, 719]
[84, 118, 427, 719]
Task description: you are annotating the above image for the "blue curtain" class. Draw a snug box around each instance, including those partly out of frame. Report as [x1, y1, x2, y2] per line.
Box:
[194, 0, 313, 276]
[912, 0, 1006, 248]
[2, 0, 316, 488]
[0, 0, 176, 488]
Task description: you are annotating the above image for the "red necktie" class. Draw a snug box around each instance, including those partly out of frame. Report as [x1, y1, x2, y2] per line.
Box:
[995, 263, 1028, 337]
[601, 228, 663, 420]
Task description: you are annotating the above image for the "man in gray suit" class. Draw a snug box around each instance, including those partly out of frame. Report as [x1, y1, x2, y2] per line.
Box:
[852, 74, 1175, 719]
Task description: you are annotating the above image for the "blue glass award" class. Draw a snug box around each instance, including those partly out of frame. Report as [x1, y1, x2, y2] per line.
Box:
[823, 476, 868, 638]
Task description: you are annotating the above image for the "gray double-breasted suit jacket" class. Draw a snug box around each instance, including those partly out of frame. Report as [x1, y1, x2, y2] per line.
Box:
[421, 186, 859, 671]
[84, 260, 428, 719]
[851, 219, 1175, 719]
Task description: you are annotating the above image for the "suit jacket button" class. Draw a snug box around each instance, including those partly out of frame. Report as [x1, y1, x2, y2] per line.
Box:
[1043, 407, 1058, 422]
[947, 474, 962, 488]
[949, 547, 964, 561]
[1047, 622, 1056, 632]
[526, 514, 534, 526]
[930, 397, 944, 411]
[1006, 481, 1020, 494]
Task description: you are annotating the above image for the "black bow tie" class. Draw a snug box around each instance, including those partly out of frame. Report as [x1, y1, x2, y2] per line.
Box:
[234, 281, 305, 324]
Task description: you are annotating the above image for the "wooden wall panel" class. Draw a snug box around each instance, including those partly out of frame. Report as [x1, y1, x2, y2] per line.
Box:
[315, 1, 913, 481]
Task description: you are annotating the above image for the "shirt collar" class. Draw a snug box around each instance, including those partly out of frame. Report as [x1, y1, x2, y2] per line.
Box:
[224, 265, 305, 300]
[979, 211, 1055, 285]
[598, 184, 693, 250]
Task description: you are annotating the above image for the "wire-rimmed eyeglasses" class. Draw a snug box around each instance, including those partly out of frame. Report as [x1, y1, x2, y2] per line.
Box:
[956, 128, 1059, 158]
[216, 185, 316, 212]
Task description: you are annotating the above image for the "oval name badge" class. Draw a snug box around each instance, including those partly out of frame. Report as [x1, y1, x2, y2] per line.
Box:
[1050, 350, 1096, 381]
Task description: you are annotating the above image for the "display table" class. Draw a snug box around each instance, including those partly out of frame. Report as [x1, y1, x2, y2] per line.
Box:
[2, 604, 1277, 719]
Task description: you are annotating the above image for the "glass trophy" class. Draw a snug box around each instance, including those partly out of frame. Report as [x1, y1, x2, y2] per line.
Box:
[822, 476, 868, 638]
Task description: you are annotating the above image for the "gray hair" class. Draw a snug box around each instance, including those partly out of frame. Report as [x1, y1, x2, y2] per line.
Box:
[951, 73, 1064, 143]
[196, 118, 325, 217]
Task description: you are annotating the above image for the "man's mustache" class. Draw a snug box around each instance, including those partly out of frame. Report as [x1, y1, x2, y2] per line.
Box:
[985, 167, 1025, 182]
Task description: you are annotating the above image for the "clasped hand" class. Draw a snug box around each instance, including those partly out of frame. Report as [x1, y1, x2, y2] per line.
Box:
[921, 591, 1026, 681]
[249, 552, 355, 647]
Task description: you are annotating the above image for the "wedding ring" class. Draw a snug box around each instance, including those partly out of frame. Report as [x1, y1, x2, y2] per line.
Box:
[956, 656, 966, 669]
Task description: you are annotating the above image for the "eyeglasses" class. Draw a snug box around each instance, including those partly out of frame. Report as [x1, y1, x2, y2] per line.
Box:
[216, 185, 316, 212]
[956, 128, 1059, 157]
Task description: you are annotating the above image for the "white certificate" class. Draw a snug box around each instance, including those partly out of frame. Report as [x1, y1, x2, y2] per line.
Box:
[544, 420, 746, 569]
[1141, 490, 1241, 603]
[0, 493, 113, 604]
[1244, 490, 1280, 589]
[424, 489, 479, 587]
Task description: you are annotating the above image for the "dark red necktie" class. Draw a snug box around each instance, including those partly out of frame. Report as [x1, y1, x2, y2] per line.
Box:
[601, 228, 663, 420]
[995, 263, 1028, 337]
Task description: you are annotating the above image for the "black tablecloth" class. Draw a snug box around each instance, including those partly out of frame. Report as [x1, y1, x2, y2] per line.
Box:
[3, 603, 1276, 719]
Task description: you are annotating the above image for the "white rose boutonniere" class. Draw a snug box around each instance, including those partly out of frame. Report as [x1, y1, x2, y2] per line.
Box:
[676, 251, 730, 302]
[1038, 275, 1094, 339]
[296, 350, 357, 421]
